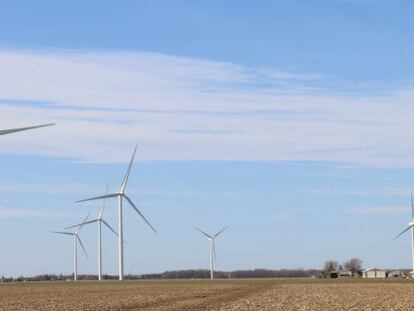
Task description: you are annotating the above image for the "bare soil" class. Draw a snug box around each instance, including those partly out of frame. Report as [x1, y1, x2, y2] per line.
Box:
[1, 279, 414, 311]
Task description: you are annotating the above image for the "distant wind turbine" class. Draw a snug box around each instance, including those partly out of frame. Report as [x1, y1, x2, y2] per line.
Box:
[196, 227, 227, 280]
[75, 145, 156, 281]
[52, 213, 90, 282]
[66, 186, 118, 281]
[0, 123, 55, 136]
[394, 192, 414, 274]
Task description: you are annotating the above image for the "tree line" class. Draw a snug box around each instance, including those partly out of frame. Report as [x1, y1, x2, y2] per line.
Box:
[0, 258, 365, 282]
[1, 268, 321, 282]
[322, 258, 363, 277]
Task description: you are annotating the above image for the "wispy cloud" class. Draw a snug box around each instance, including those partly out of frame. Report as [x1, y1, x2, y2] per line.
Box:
[347, 206, 408, 215]
[1, 49, 414, 167]
[306, 187, 413, 197]
[0, 182, 96, 195]
[0, 208, 77, 218]
[275, 213, 288, 220]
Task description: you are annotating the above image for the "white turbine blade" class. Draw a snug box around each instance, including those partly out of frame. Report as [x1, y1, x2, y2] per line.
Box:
[102, 219, 127, 244]
[75, 193, 118, 204]
[195, 227, 212, 239]
[0, 123, 55, 136]
[123, 194, 157, 233]
[213, 227, 228, 238]
[120, 145, 138, 192]
[77, 236, 88, 258]
[99, 184, 109, 219]
[51, 231, 74, 236]
[394, 225, 413, 240]
[411, 192, 414, 220]
[65, 219, 98, 230]
[76, 212, 92, 234]
[101, 219, 119, 237]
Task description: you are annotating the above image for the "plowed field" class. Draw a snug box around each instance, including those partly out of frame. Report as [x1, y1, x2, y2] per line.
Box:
[1, 279, 414, 310]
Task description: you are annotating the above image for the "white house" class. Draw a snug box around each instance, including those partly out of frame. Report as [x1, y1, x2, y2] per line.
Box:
[362, 268, 386, 278]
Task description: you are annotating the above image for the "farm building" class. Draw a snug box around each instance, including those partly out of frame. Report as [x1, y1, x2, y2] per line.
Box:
[362, 268, 386, 278]
[329, 270, 353, 278]
[388, 270, 406, 278]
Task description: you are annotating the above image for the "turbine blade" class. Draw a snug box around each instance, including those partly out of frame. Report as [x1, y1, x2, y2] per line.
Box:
[76, 212, 92, 234]
[0, 123, 55, 136]
[394, 225, 413, 240]
[411, 192, 413, 220]
[214, 227, 228, 238]
[65, 219, 98, 230]
[77, 236, 88, 258]
[99, 184, 109, 219]
[51, 231, 74, 236]
[102, 219, 127, 244]
[195, 227, 212, 239]
[123, 194, 157, 233]
[75, 193, 118, 204]
[120, 145, 138, 192]
[101, 219, 119, 237]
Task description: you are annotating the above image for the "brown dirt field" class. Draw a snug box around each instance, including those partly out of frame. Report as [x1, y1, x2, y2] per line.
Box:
[1, 279, 414, 311]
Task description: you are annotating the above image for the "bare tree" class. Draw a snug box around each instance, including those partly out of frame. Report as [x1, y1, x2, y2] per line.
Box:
[344, 258, 363, 276]
[323, 260, 338, 277]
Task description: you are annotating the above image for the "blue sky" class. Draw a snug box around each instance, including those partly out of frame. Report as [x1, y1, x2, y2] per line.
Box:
[1, 0, 414, 276]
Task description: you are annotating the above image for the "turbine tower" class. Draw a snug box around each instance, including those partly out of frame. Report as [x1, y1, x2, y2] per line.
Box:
[66, 186, 118, 281]
[196, 227, 227, 280]
[394, 192, 414, 275]
[0, 123, 54, 136]
[52, 213, 90, 281]
[75, 145, 156, 281]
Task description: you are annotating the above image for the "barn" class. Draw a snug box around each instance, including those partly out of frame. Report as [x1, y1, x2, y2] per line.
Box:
[362, 268, 386, 278]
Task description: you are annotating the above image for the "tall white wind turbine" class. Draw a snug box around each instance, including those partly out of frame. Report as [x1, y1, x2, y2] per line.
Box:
[196, 227, 227, 280]
[66, 187, 118, 281]
[395, 192, 414, 275]
[0, 123, 55, 136]
[52, 214, 90, 281]
[75, 145, 156, 281]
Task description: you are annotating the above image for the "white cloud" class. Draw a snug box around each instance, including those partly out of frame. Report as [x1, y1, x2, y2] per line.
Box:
[0, 49, 414, 166]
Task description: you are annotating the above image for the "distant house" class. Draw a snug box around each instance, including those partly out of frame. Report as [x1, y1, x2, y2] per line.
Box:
[362, 268, 386, 278]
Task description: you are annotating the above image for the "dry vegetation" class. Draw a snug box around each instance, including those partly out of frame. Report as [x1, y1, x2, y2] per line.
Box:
[1, 278, 414, 310]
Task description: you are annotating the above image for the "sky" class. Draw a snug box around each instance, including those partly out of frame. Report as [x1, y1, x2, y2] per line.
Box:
[1, 0, 414, 277]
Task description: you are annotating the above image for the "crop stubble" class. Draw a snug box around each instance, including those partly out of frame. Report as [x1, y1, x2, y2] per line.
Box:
[1, 279, 414, 310]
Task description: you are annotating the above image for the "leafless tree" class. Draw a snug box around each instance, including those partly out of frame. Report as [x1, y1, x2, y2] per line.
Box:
[344, 258, 363, 275]
[323, 260, 338, 277]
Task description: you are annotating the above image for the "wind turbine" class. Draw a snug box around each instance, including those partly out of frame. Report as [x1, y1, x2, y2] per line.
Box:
[66, 186, 118, 281]
[196, 227, 227, 280]
[395, 192, 414, 275]
[52, 213, 90, 282]
[0, 123, 55, 136]
[75, 145, 156, 281]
